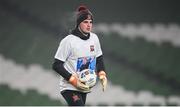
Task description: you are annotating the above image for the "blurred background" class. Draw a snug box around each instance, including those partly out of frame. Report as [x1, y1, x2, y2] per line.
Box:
[0, 0, 180, 106]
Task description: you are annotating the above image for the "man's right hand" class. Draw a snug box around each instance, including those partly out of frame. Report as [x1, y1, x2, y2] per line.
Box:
[69, 75, 90, 91]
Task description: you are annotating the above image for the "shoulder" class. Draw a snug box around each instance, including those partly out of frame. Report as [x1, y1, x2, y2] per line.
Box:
[62, 34, 74, 41]
[90, 32, 99, 40]
[90, 32, 98, 37]
[60, 34, 75, 44]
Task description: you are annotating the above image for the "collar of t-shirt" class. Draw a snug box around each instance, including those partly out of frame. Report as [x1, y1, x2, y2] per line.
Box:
[71, 27, 90, 40]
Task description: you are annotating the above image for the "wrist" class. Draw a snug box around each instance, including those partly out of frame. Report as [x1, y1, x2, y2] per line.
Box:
[98, 71, 106, 79]
[69, 75, 77, 86]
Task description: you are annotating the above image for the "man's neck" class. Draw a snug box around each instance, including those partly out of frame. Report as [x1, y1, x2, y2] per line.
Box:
[78, 27, 89, 36]
[71, 27, 90, 40]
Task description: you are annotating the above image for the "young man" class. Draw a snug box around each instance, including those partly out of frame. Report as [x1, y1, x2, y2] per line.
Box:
[52, 5, 107, 106]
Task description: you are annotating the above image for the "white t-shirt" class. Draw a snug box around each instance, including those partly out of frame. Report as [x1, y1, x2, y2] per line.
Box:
[54, 32, 103, 92]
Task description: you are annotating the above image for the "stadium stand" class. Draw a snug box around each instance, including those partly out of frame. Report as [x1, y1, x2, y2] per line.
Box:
[1, 54, 180, 106]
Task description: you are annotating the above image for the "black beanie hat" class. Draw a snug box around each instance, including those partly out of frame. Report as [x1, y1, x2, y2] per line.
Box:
[76, 5, 93, 26]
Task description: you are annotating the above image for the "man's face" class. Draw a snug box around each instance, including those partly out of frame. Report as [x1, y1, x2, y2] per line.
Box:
[79, 19, 92, 33]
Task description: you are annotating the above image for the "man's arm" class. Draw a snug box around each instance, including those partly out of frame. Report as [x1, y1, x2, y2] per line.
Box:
[52, 59, 72, 81]
[52, 59, 90, 91]
[96, 55, 107, 91]
[96, 55, 105, 72]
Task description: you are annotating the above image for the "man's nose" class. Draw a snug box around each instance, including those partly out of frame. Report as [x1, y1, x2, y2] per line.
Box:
[87, 23, 91, 26]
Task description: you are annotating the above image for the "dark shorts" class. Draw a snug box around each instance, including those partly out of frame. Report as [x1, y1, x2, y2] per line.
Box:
[61, 90, 87, 106]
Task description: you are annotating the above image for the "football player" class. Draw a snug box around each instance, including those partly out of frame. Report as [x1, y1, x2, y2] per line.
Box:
[53, 5, 107, 106]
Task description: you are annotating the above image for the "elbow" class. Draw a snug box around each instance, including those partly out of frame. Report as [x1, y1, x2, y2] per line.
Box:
[52, 59, 64, 72]
[52, 61, 56, 71]
[52, 59, 60, 72]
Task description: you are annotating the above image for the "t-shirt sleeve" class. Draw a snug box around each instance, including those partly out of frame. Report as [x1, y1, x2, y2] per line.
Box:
[54, 37, 71, 62]
[95, 35, 103, 57]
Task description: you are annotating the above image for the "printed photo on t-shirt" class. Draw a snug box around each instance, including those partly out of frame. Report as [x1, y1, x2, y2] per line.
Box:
[76, 56, 96, 74]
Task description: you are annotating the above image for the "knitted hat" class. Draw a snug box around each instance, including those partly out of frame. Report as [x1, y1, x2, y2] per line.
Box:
[76, 5, 93, 26]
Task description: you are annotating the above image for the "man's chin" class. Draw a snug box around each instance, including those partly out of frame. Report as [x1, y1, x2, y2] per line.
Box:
[85, 31, 90, 33]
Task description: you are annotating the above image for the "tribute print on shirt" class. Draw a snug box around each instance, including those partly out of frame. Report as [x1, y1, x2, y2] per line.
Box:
[76, 56, 96, 74]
